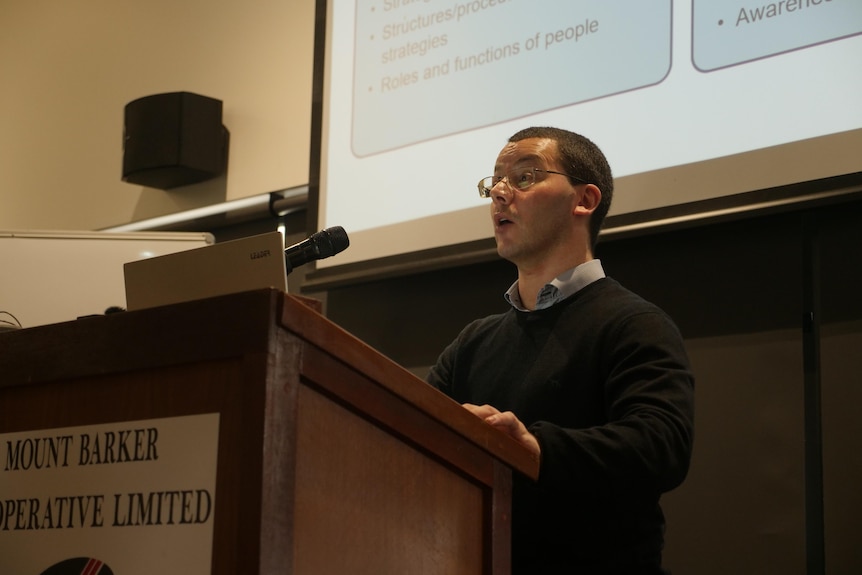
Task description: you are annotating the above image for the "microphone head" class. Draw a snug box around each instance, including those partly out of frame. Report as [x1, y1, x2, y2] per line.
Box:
[313, 226, 350, 258]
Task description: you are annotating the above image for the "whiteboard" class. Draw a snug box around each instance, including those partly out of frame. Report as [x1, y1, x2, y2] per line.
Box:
[0, 230, 213, 329]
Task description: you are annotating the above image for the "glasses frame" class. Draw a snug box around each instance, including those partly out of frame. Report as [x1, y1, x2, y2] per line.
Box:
[477, 167, 590, 198]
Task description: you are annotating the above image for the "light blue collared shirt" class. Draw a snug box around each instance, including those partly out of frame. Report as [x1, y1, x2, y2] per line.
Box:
[504, 259, 606, 311]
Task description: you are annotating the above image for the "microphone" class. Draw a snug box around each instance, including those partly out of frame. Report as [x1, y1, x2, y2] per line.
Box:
[284, 226, 350, 274]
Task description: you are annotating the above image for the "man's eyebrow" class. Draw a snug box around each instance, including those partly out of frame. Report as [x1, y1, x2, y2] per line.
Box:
[494, 154, 544, 172]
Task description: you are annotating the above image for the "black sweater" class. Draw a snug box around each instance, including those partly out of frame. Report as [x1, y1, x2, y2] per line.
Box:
[428, 277, 695, 574]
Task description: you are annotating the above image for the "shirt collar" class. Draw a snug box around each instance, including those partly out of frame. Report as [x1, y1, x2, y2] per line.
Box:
[504, 259, 606, 311]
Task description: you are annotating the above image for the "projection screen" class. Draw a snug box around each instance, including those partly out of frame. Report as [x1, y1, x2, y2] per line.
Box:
[312, 0, 862, 283]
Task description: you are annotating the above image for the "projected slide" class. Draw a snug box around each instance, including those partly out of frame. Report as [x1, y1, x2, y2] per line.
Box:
[353, 0, 672, 156]
[319, 0, 862, 270]
[693, 0, 862, 71]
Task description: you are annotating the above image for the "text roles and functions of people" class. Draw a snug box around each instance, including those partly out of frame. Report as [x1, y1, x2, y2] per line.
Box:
[351, 0, 672, 156]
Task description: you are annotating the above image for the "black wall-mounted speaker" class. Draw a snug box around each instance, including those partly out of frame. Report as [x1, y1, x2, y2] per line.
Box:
[122, 92, 227, 190]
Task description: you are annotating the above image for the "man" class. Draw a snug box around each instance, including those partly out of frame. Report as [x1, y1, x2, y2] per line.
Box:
[427, 127, 695, 574]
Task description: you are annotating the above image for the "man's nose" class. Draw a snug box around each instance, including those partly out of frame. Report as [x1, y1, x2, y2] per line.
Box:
[490, 179, 512, 203]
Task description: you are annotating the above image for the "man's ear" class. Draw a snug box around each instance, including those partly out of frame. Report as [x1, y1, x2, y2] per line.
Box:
[573, 184, 602, 215]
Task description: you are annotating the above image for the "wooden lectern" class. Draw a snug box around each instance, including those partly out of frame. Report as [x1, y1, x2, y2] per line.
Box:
[0, 289, 538, 574]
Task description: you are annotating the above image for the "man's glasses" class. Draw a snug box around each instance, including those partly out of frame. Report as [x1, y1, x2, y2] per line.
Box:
[477, 167, 590, 198]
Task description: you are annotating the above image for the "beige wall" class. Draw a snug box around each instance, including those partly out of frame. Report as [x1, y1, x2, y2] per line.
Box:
[0, 0, 314, 231]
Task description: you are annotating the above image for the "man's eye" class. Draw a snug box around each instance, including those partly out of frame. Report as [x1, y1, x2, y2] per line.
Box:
[514, 169, 533, 186]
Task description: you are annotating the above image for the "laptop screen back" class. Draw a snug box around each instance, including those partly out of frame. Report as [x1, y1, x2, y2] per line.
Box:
[124, 232, 287, 311]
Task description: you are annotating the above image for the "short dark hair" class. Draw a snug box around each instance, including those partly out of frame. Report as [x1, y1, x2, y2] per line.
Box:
[509, 127, 613, 248]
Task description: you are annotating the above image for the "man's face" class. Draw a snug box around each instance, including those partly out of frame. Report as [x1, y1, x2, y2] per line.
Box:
[489, 137, 580, 269]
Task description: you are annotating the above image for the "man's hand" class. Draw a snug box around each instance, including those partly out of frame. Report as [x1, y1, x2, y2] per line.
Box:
[462, 403, 541, 459]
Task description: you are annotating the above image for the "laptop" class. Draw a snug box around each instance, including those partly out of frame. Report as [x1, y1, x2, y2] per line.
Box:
[124, 232, 287, 311]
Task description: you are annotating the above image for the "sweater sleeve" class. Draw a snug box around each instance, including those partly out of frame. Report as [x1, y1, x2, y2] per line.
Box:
[529, 309, 695, 498]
